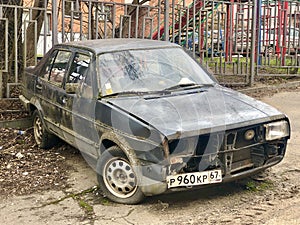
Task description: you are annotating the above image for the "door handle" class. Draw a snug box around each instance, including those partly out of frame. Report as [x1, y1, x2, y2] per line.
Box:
[36, 77, 42, 90]
[36, 84, 42, 90]
[60, 96, 67, 104]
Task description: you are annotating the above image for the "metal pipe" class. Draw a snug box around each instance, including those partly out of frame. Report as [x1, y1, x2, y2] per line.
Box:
[185, 8, 189, 49]
[34, 20, 37, 65]
[88, 0, 92, 39]
[171, 0, 175, 43]
[61, 0, 65, 42]
[80, 6, 83, 40]
[192, 0, 196, 58]
[2, 18, 8, 72]
[157, 0, 161, 39]
[250, 0, 258, 86]
[164, 0, 170, 41]
[178, 7, 182, 45]
[43, 0, 47, 54]
[52, 0, 58, 45]
[70, 1, 74, 41]
[95, 5, 99, 38]
[135, 5, 139, 38]
[112, 4, 116, 38]
[14, 7, 18, 83]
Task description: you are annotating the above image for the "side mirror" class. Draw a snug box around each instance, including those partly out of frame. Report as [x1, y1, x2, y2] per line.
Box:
[66, 83, 79, 94]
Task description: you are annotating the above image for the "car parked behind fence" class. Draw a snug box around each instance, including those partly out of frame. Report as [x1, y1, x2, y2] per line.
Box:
[174, 30, 224, 56]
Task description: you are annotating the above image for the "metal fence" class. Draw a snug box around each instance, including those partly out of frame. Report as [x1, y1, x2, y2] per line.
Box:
[0, 2, 49, 99]
[1, 0, 300, 100]
[257, 0, 300, 77]
[165, 0, 256, 86]
[57, 0, 162, 41]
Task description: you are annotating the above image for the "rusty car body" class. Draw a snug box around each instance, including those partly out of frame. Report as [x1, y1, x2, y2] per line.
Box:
[20, 39, 290, 204]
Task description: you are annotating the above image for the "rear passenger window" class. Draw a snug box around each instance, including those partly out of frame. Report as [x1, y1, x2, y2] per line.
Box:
[41, 50, 57, 79]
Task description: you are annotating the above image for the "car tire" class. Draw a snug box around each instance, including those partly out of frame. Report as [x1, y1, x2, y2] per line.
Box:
[97, 146, 145, 204]
[33, 110, 57, 149]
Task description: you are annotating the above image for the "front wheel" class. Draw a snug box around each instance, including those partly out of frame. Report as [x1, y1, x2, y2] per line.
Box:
[97, 146, 145, 204]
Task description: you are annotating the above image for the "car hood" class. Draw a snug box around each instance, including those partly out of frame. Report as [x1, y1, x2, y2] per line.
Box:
[107, 86, 285, 139]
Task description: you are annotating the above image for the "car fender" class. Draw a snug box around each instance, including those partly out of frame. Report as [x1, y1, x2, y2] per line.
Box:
[98, 131, 140, 167]
[98, 131, 167, 196]
[29, 96, 44, 116]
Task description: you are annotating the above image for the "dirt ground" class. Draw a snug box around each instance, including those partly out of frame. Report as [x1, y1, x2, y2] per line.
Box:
[0, 90, 300, 225]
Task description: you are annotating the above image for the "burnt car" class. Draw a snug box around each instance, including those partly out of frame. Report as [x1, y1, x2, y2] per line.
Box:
[20, 39, 290, 204]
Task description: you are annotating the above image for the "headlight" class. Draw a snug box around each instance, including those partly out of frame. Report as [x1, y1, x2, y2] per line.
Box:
[264, 120, 289, 141]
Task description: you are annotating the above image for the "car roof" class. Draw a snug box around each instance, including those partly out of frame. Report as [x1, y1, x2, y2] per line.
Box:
[59, 38, 179, 55]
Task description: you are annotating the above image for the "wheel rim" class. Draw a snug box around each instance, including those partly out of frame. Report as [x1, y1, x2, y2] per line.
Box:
[103, 158, 138, 199]
[34, 115, 43, 145]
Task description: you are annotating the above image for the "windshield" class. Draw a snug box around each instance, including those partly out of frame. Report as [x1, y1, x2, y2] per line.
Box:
[98, 47, 215, 96]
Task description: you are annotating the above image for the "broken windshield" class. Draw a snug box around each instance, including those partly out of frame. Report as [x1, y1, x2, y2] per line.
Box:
[98, 47, 215, 96]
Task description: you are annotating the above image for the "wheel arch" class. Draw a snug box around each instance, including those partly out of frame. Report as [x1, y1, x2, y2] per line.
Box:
[29, 97, 44, 116]
[28, 103, 37, 115]
[98, 132, 140, 167]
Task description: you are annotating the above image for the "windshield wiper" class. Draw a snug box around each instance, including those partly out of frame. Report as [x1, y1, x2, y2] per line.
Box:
[101, 91, 148, 98]
[101, 90, 171, 98]
[163, 83, 213, 91]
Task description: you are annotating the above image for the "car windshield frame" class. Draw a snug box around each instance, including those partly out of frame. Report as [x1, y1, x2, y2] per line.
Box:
[97, 46, 216, 97]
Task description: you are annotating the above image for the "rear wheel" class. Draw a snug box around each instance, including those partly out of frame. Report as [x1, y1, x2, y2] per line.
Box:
[97, 146, 145, 204]
[33, 110, 57, 149]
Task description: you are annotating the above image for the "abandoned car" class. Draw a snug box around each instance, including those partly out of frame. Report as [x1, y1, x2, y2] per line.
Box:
[20, 39, 290, 204]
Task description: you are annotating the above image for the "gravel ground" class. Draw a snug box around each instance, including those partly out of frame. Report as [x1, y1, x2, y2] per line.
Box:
[0, 127, 76, 196]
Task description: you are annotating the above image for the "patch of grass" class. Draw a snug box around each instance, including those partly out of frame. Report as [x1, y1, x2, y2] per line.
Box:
[101, 198, 111, 206]
[246, 180, 273, 192]
[78, 198, 93, 213]
[200, 55, 300, 76]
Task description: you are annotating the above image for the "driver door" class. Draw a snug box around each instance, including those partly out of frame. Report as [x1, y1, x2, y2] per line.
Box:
[59, 51, 99, 158]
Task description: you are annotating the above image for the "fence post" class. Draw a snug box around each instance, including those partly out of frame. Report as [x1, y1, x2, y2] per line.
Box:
[164, 0, 169, 41]
[250, 0, 258, 86]
[52, 0, 58, 45]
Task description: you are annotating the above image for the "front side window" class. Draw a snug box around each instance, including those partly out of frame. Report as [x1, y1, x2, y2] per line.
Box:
[98, 47, 215, 96]
[48, 50, 72, 85]
[67, 53, 91, 83]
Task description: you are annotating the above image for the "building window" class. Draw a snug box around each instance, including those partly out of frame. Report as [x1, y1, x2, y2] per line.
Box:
[64, 0, 80, 19]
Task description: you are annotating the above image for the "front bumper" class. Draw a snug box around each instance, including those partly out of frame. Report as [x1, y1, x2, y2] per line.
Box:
[139, 137, 287, 196]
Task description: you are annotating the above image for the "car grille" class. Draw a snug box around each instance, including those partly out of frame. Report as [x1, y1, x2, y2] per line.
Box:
[168, 125, 287, 175]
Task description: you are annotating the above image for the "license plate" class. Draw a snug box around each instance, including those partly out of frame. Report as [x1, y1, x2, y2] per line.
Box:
[167, 170, 222, 188]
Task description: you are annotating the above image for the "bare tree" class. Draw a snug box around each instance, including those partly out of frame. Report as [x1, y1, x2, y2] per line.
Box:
[25, 0, 49, 66]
